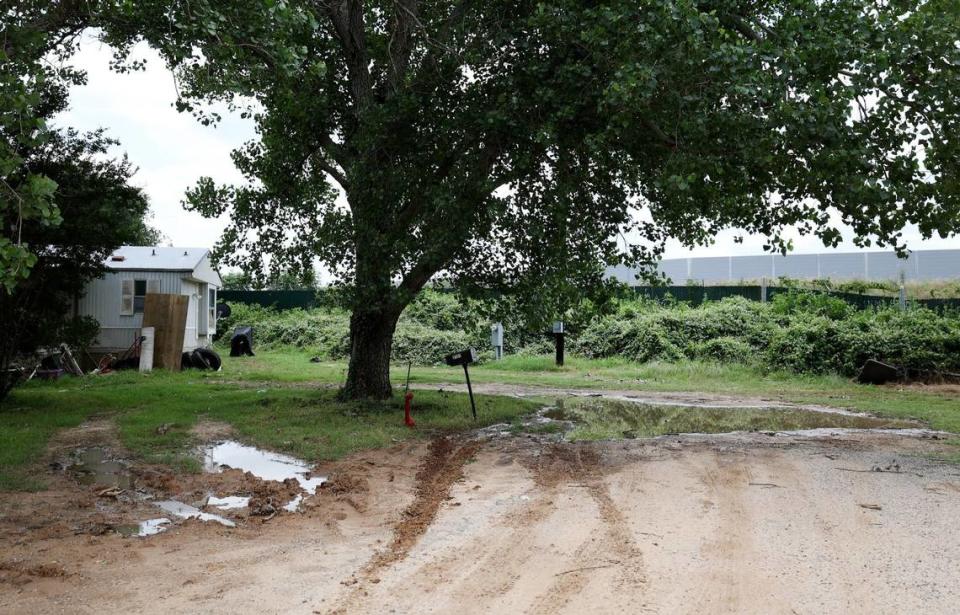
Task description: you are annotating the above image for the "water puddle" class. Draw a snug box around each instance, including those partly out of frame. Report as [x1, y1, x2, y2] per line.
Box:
[116, 518, 172, 537]
[200, 441, 327, 511]
[283, 494, 303, 512]
[207, 495, 250, 510]
[522, 398, 923, 442]
[155, 500, 236, 527]
[68, 448, 134, 489]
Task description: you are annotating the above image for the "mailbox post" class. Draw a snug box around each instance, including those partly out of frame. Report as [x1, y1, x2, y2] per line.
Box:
[490, 322, 504, 361]
[444, 348, 478, 420]
[552, 321, 565, 367]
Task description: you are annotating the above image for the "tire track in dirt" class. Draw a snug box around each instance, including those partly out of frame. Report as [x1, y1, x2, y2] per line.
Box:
[524, 444, 647, 614]
[327, 436, 480, 614]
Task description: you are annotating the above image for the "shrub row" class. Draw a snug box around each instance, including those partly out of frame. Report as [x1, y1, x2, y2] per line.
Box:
[219, 290, 960, 376]
[574, 295, 960, 376]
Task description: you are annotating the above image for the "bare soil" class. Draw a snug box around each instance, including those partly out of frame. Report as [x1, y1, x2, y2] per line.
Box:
[2, 425, 960, 614]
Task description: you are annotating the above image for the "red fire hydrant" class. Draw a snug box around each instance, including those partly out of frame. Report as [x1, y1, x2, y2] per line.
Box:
[404, 391, 416, 427]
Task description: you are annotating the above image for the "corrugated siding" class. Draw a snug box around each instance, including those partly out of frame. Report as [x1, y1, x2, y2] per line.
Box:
[609, 249, 960, 284]
[78, 270, 184, 350]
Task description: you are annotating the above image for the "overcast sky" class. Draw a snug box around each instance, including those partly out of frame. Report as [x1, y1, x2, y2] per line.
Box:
[54, 38, 959, 263]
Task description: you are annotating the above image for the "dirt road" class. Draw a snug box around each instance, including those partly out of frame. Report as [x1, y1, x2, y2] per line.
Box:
[2, 429, 960, 614]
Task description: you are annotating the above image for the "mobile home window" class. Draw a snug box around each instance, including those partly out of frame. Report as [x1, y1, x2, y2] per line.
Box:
[209, 288, 216, 325]
[134, 280, 147, 313]
[121, 278, 160, 316]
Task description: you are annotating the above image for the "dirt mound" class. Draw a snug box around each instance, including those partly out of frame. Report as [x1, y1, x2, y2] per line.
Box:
[323, 473, 370, 495]
[525, 443, 603, 487]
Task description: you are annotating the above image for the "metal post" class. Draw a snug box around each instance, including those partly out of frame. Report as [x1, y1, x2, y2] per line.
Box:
[899, 272, 907, 311]
[760, 277, 767, 303]
[552, 321, 565, 367]
[462, 364, 477, 420]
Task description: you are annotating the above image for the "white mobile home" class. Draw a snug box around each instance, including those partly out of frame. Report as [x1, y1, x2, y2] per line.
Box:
[78, 246, 222, 353]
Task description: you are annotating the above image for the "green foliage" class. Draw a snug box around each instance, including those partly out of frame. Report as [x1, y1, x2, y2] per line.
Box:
[1, 3, 85, 290]
[221, 289, 960, 378]
[100, 0, 960, 397]
[576, 295, 960, 377]
[1, 129, 155, 400]
[689, 337, 754, 364]
[771, 290, 853, 320]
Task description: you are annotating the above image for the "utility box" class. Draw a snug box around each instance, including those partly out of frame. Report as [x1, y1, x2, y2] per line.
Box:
[490, 322, 504, 361]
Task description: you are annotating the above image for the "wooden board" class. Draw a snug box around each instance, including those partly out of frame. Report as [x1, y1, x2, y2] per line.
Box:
[142, 294, 189, 370]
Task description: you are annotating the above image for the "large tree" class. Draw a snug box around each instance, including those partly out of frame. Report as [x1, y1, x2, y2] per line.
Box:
[108, 0, 959, 398]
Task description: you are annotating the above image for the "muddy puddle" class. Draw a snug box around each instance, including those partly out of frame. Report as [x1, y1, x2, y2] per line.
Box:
[208, 496, 250, 510]
[114, 518, 172, 538]
[521, 398, 924, 442]
[201, 441, 327, 491]
[68, 448, 134, 489]
[155, 500, 236, 527]
[62, 441, 326, 537]
[200, 441, 327, 512]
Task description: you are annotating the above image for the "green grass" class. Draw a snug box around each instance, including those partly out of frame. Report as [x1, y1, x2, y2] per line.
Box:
[2, 348, 958, 491]
[214, 350, 960, 430]
[0, 369, 536, 491]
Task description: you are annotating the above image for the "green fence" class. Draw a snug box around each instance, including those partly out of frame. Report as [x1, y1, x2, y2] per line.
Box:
[220, 287, 960, 312]
[219, 290, 317, 310]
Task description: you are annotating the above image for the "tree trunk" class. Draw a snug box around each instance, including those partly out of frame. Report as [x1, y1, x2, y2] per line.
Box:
[340, 306, 401, 400]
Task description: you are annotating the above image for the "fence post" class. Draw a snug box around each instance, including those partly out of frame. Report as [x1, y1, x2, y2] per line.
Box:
[760, 277, 768, 303]
[899, 271, 907, 311]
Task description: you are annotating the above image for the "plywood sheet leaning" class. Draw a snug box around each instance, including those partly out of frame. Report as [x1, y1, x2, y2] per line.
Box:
[142, 294, 189, 370]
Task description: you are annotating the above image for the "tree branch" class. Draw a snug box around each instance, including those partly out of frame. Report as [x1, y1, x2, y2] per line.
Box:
[321, 0, 375, 110]
[387, 0, 418, 91]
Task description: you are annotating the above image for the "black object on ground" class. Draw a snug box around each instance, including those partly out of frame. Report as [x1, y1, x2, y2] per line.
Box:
[857, 359, 901, 385]
[216, 302, 232, 319]
[444, 348, 478, 420]
[230, 326, 255, 357]
[182, 347, 222, 370]
[112, 356, 140, 370]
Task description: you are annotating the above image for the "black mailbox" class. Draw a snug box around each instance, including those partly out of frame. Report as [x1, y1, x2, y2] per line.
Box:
[444, 348, 478, 419]
[444, 348, 477, 367]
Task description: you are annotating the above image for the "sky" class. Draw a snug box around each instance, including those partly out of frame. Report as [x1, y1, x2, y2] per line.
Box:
[54, 37, 959, 263]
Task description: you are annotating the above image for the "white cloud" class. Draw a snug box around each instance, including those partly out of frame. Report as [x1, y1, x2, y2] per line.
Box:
[52, 34, 254, 248]
[52, 33, 958, 263]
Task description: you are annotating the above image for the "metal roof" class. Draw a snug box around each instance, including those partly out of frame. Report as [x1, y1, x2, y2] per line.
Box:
[104, 246, 211, 272]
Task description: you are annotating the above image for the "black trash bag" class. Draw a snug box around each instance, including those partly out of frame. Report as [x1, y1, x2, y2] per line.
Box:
[230, 326, 255, 357]
[181, 352, 196, 369]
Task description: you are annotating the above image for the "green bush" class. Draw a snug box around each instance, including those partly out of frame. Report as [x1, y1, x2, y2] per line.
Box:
[391, 323, 472, 365]
[771, 289, 852, 320]
[218, 289, 960, 377]
[690, 336, 754, 363]
[765, 314, 844, 373]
